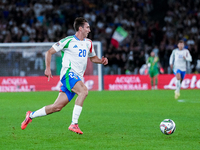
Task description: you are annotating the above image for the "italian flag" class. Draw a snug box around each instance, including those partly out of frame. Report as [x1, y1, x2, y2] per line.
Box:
[111, 26, 128, 48]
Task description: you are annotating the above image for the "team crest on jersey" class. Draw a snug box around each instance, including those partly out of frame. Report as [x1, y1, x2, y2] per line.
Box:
[86, 43, 90, 49]
[73, 73, 79, 79]
[178, 54, 183, 58]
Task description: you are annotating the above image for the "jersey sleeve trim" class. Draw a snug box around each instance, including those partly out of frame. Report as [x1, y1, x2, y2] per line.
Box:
[64, 39, 73, 49]
[88, 39, 93, 53]
[89, 41, 92, 53]
[52, 36, 74, 52]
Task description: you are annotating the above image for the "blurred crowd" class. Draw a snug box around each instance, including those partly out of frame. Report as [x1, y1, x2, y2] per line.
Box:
[1, 0, 200, 75]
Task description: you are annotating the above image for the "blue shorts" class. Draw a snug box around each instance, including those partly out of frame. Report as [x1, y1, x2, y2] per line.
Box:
[173, 69, 186, 80]
[60, 72, 81, 101]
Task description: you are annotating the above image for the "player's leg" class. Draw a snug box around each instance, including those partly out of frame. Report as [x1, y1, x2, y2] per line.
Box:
[43, 92, 70, 115]
[176, 73, 181, 92]
[68, 81, 88, 134]
[72, 80, 88, 106]
[154, 74, 158, 89]
[151, 77, 154, 89]
[180, 71, 186, 83]
[176, 71, 186, 98]
[149, 71, 154, 89]
[21, 92, 69, 130]
[175, 71, 181, 99]
[31, 92, 69, 117]
[153, 69, 159, 89]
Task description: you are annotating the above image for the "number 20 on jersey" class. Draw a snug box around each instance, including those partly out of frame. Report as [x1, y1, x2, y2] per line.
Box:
[79, 49, 86, 57]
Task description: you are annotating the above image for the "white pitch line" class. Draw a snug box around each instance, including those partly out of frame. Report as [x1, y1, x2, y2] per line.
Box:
[178, 100, 185, 102]
[177, 99, 200, 103]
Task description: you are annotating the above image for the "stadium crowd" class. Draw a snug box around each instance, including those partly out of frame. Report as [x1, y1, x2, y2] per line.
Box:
[0, 0, 200, 75]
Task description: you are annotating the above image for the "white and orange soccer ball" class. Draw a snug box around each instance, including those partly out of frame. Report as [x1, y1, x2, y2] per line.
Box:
[160, 119, 176, 135]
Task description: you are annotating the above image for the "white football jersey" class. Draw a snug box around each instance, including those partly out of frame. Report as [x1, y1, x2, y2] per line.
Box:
[169, 48, 192, 71]
[52, 35, 96, 80]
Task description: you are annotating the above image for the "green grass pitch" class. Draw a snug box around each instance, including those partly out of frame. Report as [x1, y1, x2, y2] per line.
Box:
[0, 89, 200, 150]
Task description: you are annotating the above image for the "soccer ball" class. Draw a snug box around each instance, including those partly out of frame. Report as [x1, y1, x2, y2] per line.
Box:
[160, 119, 176, 135]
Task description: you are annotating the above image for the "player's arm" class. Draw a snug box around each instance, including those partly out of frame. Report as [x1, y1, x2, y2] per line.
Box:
[184, 50, 192, 62]
[45, 47, 57, 81]
[90, 55, 108, 65]
[169, 50, 174, 69]
[87, 39, 108, 65]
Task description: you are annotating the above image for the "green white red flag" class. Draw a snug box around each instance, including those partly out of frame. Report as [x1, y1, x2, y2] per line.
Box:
[111, 26, 128, 48]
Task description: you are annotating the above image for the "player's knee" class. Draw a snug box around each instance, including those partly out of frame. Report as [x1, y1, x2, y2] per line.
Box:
[83, 89, 88, 97]
[52, 105, 63, 112]
[81, 87, 88, 97]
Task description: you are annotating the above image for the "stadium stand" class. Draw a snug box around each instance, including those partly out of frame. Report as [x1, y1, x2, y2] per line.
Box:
[0, 0, 200, 75]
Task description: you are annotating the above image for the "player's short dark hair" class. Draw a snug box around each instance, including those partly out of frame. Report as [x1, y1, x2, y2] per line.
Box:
[178, 40, 184, 44]
[73, 17, 88, 32]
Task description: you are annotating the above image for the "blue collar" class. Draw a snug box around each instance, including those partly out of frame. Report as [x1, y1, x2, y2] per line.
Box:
[73, 35, 85, 41]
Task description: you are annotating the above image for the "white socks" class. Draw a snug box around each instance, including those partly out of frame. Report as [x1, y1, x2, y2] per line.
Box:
[72, 105, 82, 124]
[28, 105, 83, 124]
[29, 106, 47, 119]
[176, 80, 181, 92]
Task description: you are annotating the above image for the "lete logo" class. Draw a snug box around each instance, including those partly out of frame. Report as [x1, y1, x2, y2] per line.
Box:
[164, 76, 200, 89]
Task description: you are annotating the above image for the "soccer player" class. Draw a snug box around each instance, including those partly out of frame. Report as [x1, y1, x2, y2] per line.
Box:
[169, 40, 192, 99]
[146, 51, 160, 89]
[21, 17, 108, 134]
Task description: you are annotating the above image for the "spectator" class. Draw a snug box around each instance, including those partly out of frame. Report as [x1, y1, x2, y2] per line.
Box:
[1, 0, 200, 75]
[21, 31, 30, 42]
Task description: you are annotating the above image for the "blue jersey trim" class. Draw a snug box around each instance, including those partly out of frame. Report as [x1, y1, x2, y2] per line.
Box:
[73, 35, 85, 41]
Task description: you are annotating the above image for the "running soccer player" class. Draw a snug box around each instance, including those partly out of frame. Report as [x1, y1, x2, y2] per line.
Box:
[146, 51, 160, 89]
[169, 40, 192, 99]
[21, 17, 108, 134]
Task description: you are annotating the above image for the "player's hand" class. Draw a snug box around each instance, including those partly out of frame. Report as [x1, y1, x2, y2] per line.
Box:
[160, 67, 164, 74]
[183, 56, 186, 60]
[101, 56, 108, 65]
[44, 68, 53, 81]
